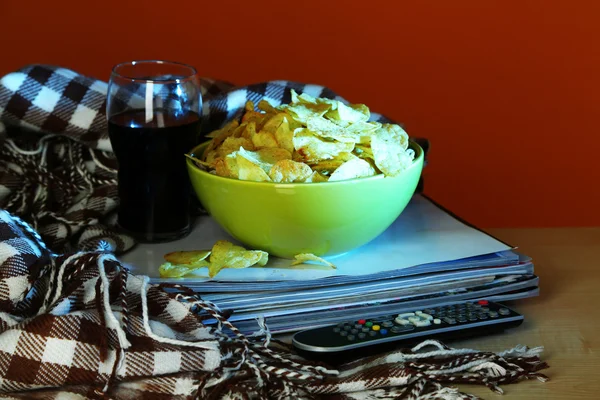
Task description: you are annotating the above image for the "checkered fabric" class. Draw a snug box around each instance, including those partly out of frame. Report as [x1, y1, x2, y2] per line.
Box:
[0, 209, 548, 399]
[0, 65, 429, 256]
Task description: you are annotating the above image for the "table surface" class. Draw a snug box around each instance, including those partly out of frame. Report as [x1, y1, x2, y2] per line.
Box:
[429, 227, 600, 398]
[282, 227, 600, 398]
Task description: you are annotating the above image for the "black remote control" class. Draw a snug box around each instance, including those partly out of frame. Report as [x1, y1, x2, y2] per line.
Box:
[292, 300, 523, 358]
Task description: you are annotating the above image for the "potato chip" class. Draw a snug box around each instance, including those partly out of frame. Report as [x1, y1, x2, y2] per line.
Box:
[217, 137, 255, 158]
[274, 116, 294, 154]
[252, 132, 279, 149]
[352, 144, 374, 160]
[205, 120, 239, 139]
[325, 101, 370, 125]
[344, 121, 381, 143]
[283, 103, 331, 125]
[208, 240, 269, 278]
[185, 154, 212, 169]
[241, 111, 265, 127]
[239, 121, 256, 141]
[379, 123, 409, 150]
[309, 152, 357, 174]
[290, 89, 338, 109]
[257, 99, 279, 114]
[328, 157, 377, 181]
[236, 153, 272, 182]
[306, 116, 357, 143]
[261, 113, 286, 134]
[159, 261, 209, 278]
[164, 250, 211, 265]
[203, 120, 240, 157]
[255, 147, 292, 164]
[236, 147, 290, 172]
[214, 153, 239, 178]
[268, 159, 313, 183]
[293, 128, 354, 162]
[371, 124, 414, 176]
[304, 171, 328, 182]
[291, 253, 336, 269]
[204, 150, 218, 166]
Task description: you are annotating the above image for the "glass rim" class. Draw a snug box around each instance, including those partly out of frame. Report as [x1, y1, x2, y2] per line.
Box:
[111, 60, 198, 83]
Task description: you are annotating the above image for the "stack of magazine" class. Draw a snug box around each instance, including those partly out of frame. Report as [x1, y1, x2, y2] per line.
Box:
[122, 195, 538, 335]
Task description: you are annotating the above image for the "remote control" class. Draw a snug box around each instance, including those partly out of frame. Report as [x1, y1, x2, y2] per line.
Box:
[292, 300, 523, 357]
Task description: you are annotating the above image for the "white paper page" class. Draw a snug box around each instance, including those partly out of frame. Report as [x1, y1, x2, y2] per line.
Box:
[121, 195, 511, 281]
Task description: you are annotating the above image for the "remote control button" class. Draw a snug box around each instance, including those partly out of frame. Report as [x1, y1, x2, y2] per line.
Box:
[442, 317, 456, 324]
[365, 322, 373, 327]
[350, 329, 358, 334]
[412, 319, 431, 327]
[347, 335, 355, 341]
[468, 315, 478, 322]
[478, 314, 488, 320]
[340, 331, 348, 336]
[423, 308, 436, 315]
[398, 312, 415, 318]
[481, 307, 490, 312]
[408, 316, 421, 323]
[391, 325, 415, 333]
[361, 327, 370, 333]
[333, 327, 340, 333]
[358, 319, 366, 325]
[372, 325, 381, 331]
[369, 331, 377, 337]
[358, 333, 366, 339]
[489, 311, 499, 318]
[433, 318, 441, 324]
[354, 323, 362, 329]
[395, 318, 411, 326]
[455, 317, 466, 323]
[499, 308, 510, 315]
[382, 321, 394, 328]
[343, 325, 351, 331]
[419, 313, 433, 320]
[415, 310, 423, 315]
[380, 329, 388, 335]
[478, 300, 489, 306]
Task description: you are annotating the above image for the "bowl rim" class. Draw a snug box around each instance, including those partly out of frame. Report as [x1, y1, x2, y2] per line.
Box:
[186, 139, 423, 187]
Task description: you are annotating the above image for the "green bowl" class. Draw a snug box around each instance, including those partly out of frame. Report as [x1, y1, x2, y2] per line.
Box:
[186, 141, 424, 259]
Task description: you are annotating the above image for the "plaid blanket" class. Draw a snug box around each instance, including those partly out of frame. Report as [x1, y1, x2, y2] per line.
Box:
[0, 65, 548, 399]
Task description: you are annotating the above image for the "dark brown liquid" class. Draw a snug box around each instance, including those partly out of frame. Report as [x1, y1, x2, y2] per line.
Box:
[108, 110, 200, 241]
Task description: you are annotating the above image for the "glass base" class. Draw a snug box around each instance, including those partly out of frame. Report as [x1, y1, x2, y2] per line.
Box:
[117, 223, 191, 244]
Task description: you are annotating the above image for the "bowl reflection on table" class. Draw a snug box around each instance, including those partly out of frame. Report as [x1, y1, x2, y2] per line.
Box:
[186, 141, 424, 259]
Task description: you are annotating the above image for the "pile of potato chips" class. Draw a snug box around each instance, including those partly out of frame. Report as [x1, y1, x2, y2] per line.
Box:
[159, 241, 336, 279]
[196, 90, 415, 183]
[159, 240, 268, 278]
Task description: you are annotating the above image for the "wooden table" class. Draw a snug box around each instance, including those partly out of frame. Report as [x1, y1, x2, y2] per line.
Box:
[449, 227, 600, 399]
[281, 227, 600, 398]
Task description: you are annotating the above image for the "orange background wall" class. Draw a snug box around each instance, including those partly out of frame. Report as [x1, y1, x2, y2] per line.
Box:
[1, 1, 598, 228]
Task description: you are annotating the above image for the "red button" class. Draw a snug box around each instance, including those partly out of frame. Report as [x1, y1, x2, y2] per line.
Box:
[358, 319, 366, 325]
[478, 300, 489, 305]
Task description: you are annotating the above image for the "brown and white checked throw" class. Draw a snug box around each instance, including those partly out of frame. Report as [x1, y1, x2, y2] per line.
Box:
[0, 209, 549, 399]
[0, 65, 548, 399]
